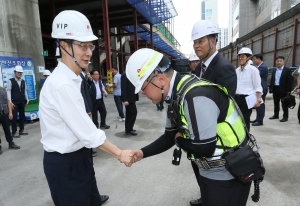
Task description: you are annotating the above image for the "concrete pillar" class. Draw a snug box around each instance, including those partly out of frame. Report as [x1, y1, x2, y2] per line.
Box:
[0, 0, 45, 95]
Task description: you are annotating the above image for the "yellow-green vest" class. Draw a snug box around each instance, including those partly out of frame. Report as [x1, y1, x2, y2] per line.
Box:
[175, 75, 246, 160]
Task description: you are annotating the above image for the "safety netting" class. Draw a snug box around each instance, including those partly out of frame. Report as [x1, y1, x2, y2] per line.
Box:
[124, 25, 184, 59]
[126, 0, 177, 25]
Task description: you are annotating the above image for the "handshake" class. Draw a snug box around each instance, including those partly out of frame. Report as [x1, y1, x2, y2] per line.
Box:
[117, 150, 144, 167]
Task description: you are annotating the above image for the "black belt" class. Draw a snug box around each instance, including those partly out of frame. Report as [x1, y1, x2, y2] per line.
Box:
[235, 94, 248, 97]
[96, 98, 102, 101]
[0, 110, 6, 115]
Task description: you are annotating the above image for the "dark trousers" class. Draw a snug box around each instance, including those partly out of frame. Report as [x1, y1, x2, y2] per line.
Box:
[114, 95, 124, 118]
[191, 161, 201, 196]
[252, 92, 267, 123]
[125, 103, 137, 132]
[272, 86, 288, 118]
[11, 102, 25, 134]
[0, 114, 13, 144]
[92, 99, 107, 128]
[43, 148, 102, 206]
[199, 176, 251, 206]
[235, 95, 251, 131]
[298, 102, 300, 123]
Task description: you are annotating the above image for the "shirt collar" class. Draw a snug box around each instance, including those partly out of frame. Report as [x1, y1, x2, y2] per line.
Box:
[165, 70, 177, 101]
[59, 61, 81, 81]
[203, 50, 218, 67]
[277, 66, 284, 70]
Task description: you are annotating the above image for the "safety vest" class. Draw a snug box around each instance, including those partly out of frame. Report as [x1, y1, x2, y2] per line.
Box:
[173, 75, 247, 162]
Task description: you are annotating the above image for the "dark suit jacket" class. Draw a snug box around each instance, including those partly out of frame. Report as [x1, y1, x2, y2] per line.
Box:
[269, 66, 292, 96]
[80, 73, 93, 113]
[121, 73, 139, 103]
[87, 79, 104, 106]
[195, 53, 237, 97]
[257, 62, 269, 95]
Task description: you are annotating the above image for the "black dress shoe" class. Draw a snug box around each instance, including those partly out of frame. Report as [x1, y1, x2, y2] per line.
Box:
[252, 122, 263, 126]
[100, 195, 109, 204]
[9, 142, 20, 149]
[250, 120, 257, 123]
[100, 124, 110, 129]
[126, 130, 137, 135]
[19, 130, 28, 135]
[269, 115, 279, 119]
[190, 198, 202, 206]
[280, 118, 288, 122]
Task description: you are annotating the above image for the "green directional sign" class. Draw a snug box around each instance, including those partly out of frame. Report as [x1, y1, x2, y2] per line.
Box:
[42, 50, 48, 56]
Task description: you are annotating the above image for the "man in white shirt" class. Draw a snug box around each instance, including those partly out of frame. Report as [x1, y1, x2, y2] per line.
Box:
[6, 66, 29, 138]
[39, 10, 134, 206]
[235, 47, 262, 131]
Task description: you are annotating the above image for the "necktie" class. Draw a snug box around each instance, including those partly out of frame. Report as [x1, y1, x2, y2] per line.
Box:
[201, 63, 206, 77]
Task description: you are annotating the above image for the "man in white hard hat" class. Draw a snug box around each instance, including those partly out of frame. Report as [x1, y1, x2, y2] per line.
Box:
[190, 20, 238, 206]
[127, 48, 251, 206]
[192, 20, 237, 97]
[6, 65, 29, 138]
[39, 10, 134, 205]
[188, 51, 200, 74]
[235, 47, 262, 131]
[43, 70, 51, 79]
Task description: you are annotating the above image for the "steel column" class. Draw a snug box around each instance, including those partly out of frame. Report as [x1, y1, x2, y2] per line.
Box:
[133, 8, 138, 51]
[102, 0, 112, 71]
[150, 24, 153, 49]
[273, 28, 278, 66]
[292, 18, 298, 66]
[260, 34, 264, 55]
[94, 14, 101, 75]
[118, 27, 124, 73]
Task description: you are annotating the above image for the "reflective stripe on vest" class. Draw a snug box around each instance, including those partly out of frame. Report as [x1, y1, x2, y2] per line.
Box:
[176, 75, 246, 161]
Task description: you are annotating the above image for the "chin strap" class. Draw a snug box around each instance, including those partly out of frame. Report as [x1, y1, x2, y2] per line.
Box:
[200, 36, 213, 61]
[240, 59, 249, 71]
[60, 44, 86, 72]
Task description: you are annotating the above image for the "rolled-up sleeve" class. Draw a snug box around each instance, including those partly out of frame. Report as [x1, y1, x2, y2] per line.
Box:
[54, 84, 106, 148]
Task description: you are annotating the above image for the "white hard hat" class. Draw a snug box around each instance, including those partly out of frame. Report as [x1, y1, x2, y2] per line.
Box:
[14, 65, 23, 72]
[43, 70, 51, 76]
[51, 10, 98, 42]
[238, 47, 253, 56]
[126, 48, 163, 94]
[189, 51, 199, 61]
[191, 20, 218, 41]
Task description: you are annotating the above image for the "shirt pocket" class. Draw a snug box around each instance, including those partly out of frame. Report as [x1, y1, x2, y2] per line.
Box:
[241, 78, 250, 85]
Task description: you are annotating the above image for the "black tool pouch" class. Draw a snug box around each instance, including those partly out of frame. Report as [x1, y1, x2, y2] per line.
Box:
[223, 144, 265, 183]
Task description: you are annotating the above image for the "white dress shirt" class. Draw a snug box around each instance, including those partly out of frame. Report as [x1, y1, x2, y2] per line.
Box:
[275, 66, 283, 85]
[6, 77, 29, 101]
[39, 62, 106, 153]
[236, 64, 262, 95]
[93, 80, 104, 99]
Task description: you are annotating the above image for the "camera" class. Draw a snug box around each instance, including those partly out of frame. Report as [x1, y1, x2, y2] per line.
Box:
[172, 148, 182, 166]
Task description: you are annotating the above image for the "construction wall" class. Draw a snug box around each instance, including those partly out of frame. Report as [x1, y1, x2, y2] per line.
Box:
[219, 4, 300, 69]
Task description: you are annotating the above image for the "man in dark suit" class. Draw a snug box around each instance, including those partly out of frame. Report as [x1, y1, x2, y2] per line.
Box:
[269, 56, 292, 122]
[190, 20, 237, 206]
[251, 54, 269, 126]
[121, 73, 139, 135]
[88, 70, 110, 130]
[80, 70, 109, 204]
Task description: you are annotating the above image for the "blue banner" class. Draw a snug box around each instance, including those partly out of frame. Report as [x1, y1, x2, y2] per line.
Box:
[0, 56, 36, 100]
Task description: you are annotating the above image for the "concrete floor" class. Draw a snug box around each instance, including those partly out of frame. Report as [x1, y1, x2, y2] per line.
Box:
[0, 93, 300, 206]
